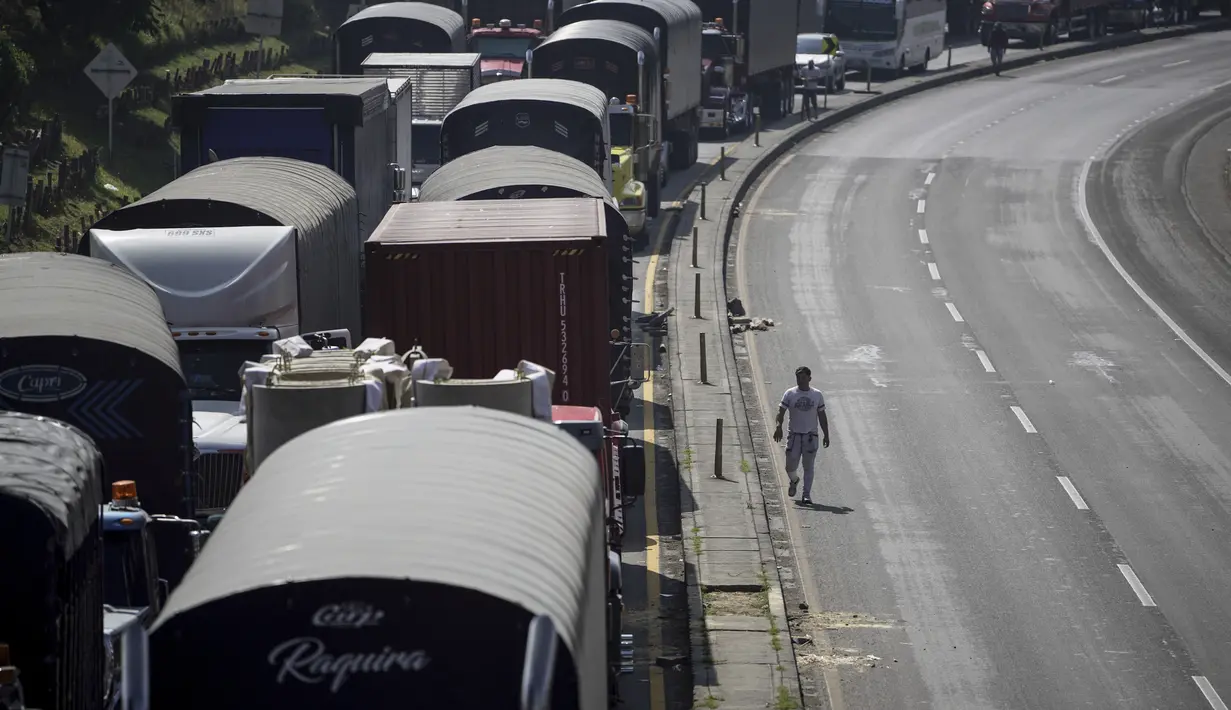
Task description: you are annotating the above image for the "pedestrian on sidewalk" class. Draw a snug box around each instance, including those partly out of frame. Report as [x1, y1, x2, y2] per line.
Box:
[772, 366, 830, 505]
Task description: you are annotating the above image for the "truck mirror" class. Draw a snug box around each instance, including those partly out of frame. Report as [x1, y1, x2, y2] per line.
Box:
[157, 578, 170, 607]
[637, 50, 645, 67]
[520, 615, 558, 710]
[629, 342, 651, 383]
[390, 163, 406, 192]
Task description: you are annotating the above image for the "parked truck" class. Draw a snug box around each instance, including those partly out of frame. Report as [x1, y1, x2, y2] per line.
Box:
[980, 0, 1116, 43]
[416, 145, 640, 414]
[0, 253, 192, 519]
[173, 77, 408, 242]
[333, 1, 467, 74]
[695, 0, 798, 122]
[144, 405, 630, 707]
[560, 0, 703, 170]
[531, 20, 667, 216]
[362, 52, 482, 190]
[84, 157, 362, 516]
[469, 16, 546, 83]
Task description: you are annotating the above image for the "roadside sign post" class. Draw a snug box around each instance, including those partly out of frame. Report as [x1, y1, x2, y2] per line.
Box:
[84, 43, 138, 163]
[245, 0, 286, 78]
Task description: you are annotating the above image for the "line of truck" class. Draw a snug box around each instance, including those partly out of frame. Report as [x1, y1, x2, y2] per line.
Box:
[0, 1, 805, 707]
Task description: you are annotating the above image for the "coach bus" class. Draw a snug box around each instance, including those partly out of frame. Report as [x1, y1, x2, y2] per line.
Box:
[824, 0, 947, 75]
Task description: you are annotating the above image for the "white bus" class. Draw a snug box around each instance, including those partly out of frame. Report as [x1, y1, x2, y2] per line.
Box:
[823, 0, 947, 74]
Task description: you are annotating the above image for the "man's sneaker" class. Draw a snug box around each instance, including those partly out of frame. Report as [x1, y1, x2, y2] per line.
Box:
[788, 478, 799, 497]
[800, 496, 813, 506]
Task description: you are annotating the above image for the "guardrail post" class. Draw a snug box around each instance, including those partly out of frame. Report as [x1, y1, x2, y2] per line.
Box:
[948, 44, 953, 68]
[720, 147, 726, 181]
[755, 112, 761, 147]
[714, 417, 724, 478]
[691, 225, 699, 268]
[866, 64, 872, 92]
[699, 332, 708, 383]
[694, 273, 702, 320]
[700, 182, 707, 221]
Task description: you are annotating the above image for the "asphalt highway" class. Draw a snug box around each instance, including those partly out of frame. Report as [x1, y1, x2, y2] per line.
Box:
[734, 32, 1231, 709]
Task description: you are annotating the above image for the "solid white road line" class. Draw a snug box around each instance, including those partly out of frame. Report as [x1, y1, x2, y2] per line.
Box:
[1009, 405, 1037, 433]
[1056, 477, 1090, 510]
[1164, 59, 1191, 68]
[1193, 676, 1229, 710]
[1099, 74, 1127, 84]
[945, 302, 964, 322]
[975, 349, 996, 373]
[1077, 160, 1231, 389]
[927, 262, 941, 280]
[918, 228, 929, 244]
[1117, 564, 1157, 606]
[917, 199, 926, 214]
[925, 172, 935, 185]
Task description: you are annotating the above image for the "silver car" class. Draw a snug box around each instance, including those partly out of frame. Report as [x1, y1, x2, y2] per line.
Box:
[795, 33, 847, 92]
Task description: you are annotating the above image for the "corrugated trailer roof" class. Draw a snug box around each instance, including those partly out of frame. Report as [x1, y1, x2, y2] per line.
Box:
[449, 78, 609, 124]
[535, 17, 659, 65]
[173, 77, 390, 126]
[151, 404, 602, 651]
[0, 252, 180, 376]
[362, 51, 481, 68]
[88, 157, 356, 236]
[369, 195, 608, 244]
[342, 0, 467, 34]
[417, 145, 613, 203]
[0, 412, 103, 557]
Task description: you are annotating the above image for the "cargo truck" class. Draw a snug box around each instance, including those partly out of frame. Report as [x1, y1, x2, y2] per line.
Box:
[0, 412, 105, 710]
[173, 77, 409, 242]
[531, 20, 667, 217]
[85, 157, 362, 516]
[0, 253, 193, 519]
[468, 16, 545, 83]
[416, 145, 640, 413]
[143, 405, 632, 707]
[361, 52, 482, 190]
[980, 0, 1116, 43]
[695, 0, 798, 121]
[559, 0, 702, 170]
[333, 1, 467, 74]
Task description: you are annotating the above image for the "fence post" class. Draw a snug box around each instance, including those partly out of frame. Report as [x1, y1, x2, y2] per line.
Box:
[714, 418, 724, 478]
[720, 146, 726, 180]
[691, 225, 699, 268]
[700, 333, 708, 384]
[694, 273, 702, 319]
[700, 182, 707, 221]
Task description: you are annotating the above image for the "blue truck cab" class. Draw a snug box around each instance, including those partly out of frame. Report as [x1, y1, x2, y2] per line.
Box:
[101, 481, 165, 616]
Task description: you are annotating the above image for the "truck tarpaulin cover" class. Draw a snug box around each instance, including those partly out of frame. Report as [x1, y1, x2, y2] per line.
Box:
[334, 2, 467, 74]
[559, 0, 703, 120]
[440, 78, 610, 176]
[364, 198, 612, 409]
[531, 20, 661, 127]
[0, 253, 190, 516]
[149, 406, 607, 709]
[0, 412, 105, 710]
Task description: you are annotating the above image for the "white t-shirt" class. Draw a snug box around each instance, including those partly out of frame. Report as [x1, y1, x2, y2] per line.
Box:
[780, 386, 825, 434]
[800, 66, 825, 89]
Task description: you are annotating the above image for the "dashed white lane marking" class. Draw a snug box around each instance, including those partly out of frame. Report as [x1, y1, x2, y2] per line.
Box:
[945, 302, 963, 322]
[1056, 477, 1090, 510]
[917, 199, 926, 214]
[1099, 74, 1127, 84]
[975, 350, 996, 373]
[1117, 564, 1157, 607]
[1077, 160, 1231, 390]
[1009, 405, 1037, 433]
[1193, 676, 1229, 710]
[918, 228, 929, 244]
[925, 172, 935, 185]
[1164, 59, 1191, 68]
[927, 262, 941, 280]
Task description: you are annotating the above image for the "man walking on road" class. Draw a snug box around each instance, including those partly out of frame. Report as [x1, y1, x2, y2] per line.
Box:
[773, 366, 830, 505]
[988, 22, 1009, 75]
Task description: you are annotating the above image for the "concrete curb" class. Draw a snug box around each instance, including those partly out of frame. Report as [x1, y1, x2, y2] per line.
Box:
[665, 17, 1231, 710]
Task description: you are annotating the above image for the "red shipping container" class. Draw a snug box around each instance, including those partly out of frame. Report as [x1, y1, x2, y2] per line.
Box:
[365, 197, 613, 409]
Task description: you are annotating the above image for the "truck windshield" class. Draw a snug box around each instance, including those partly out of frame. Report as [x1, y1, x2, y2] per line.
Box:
[414, 124, 443, 165]
[474, 36, 535, 58]
[702, 32, 729, 60]
[104, 530, 152, 608]
[177, 339, 272, 401]
[609, 112, 633, 146]
[824, 2, 899, 41]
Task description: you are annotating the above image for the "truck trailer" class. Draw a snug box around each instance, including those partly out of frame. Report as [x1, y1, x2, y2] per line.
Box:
[85, 157, 361, 516]
[144, 406, 619, 708]
[695, 0, 799, 121]
[0, 412, 105, 710]
[364, 198, 613, 411]
[333, 1, 467, 74]
[0, 253, 192, 518]
[362, 52, 482, 189]
[559, 0, 703, 170]
[531, 20, 667, 217]
[416, 145, 640, 414]
[173, 77, 408, 242]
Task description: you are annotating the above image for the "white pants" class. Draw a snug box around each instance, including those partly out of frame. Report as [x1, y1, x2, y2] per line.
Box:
[785, 432, 820, 496]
